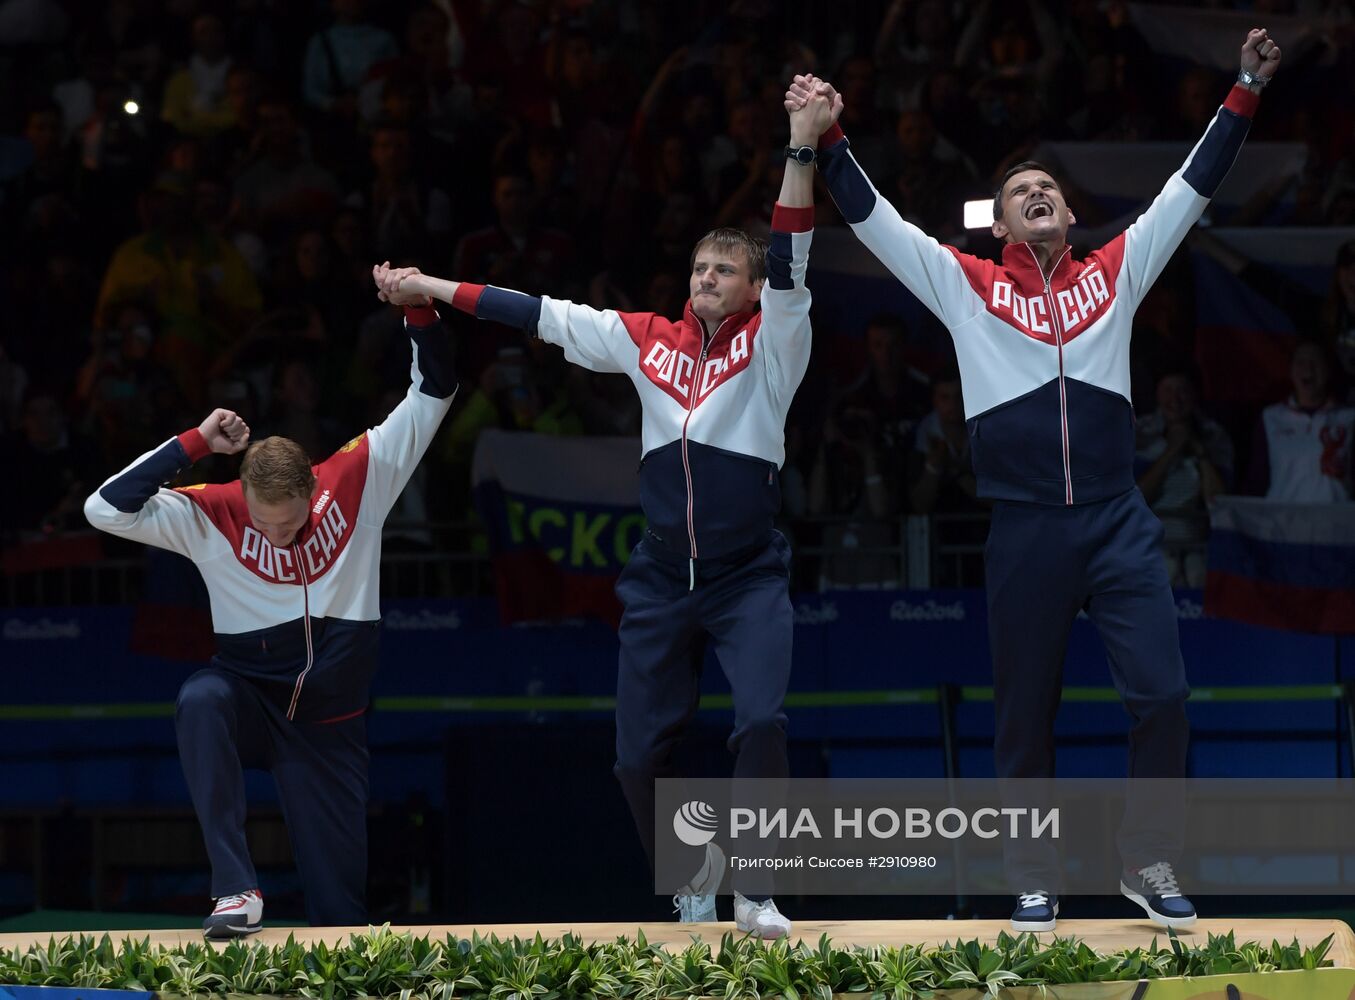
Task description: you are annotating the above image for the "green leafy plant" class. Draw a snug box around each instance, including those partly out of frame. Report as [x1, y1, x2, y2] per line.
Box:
[0, 925, 1339, 999]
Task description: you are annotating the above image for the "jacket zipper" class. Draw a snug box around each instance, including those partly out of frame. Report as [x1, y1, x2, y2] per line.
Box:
[680, 320, 720, 590]
[1029, 244, 1074, 505]
[285, 544, 314, 720]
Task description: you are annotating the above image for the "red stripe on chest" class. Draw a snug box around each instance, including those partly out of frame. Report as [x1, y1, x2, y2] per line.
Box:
[631, 315, 761, 407]
[177, 435, 370, 584]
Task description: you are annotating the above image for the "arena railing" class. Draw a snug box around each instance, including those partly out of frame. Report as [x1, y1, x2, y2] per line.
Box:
[0, 517, 1216, 604]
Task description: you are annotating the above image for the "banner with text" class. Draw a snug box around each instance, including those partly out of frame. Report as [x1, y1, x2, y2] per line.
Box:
[471, 429, 644, 624]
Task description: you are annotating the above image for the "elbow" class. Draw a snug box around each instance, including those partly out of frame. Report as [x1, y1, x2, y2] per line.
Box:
[83, 489, 111, 530]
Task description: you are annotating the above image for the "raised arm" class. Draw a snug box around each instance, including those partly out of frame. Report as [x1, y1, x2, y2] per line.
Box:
[1114, 29, 1281, 307]
[83, 409, 249, 556]
[784, 74, 980, 331]
[377, 266, 644, 375]
[350, 264, 461, 522]
[756, 91, 835, 396]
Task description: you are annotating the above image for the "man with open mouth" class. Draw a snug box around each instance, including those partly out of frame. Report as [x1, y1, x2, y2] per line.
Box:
[789, 27, 1281, 931]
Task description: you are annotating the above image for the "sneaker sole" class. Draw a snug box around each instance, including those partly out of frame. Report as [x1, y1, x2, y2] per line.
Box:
[736, 919, 790, 940]
[204, 919, 263, 940]
[1120, 883, 1197, 928]
[1010, 901, 1059, 933]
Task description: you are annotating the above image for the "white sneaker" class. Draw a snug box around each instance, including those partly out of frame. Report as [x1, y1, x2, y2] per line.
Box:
[673, 843, 725, 923]
[204, 889, 263, 939]
[733, 892, 791, 940]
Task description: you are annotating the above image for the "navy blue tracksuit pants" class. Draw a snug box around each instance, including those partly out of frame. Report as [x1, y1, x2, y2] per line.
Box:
[985, 488, 1189, 889]
[613, 532, 793, 897]
[175, 668, 369, 925]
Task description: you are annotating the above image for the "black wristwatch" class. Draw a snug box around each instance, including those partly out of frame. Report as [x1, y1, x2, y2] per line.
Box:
[785, 144, 817, 166]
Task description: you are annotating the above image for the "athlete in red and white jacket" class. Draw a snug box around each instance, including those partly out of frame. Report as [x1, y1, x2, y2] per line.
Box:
[387, 217, 813, 575]
[790, 29, 1281, 933]
[83, 276, 456, 937]
[376, 91, 836, 941]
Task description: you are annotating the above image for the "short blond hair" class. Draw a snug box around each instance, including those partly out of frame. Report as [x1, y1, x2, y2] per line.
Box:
[240, 437, 316, 504]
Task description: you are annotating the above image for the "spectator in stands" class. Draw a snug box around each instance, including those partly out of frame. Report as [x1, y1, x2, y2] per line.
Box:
[1135, 371, 1231, 587]
[882, 108, 977, 237]
[50, 38, 116, 145]
[1251, 340, 1355, 502]
[809, 399, 903, 590]
[2, 391, 93, 536]
[522, 127, 579, 234]
[345, 122, 452, 262]
[876, 0, 960, 98]
[454, 170, 576, 297]
[839, 312, 932, 464]
[303, 0, 397, 120]
[917, 66, 987, 167]
[330, 206, 375, 289]
[364, 4, 471, 143]
[231, 97, 342, 241]
[460, 1, 550, 130]
[1162, 66, 1221, 141]
[205, 64, 263, 173]
[75, 302, 182, 465]
[909, 366, 981, 516]
[827, 55, 889, 174]
[160, 12, 235, 139]
[546, 22, 621, 135]
[441, 340, 586, 469]
[258, 356, 346, 462]
[2, 102, 78, 224]
[194, 171, 267, 279]
[277, 227, 367, 348]
[96, 172, 262, 406]
[713, 97, 774, 209]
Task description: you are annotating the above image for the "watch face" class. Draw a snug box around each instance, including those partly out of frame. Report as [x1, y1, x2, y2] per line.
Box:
[795, 146, 815, 164]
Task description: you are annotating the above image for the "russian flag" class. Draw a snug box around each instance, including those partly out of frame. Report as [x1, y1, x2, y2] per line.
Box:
[471, 429, 643, 625]
[1191, 251, 1297, 406]
[1205, 496, 1355, 635]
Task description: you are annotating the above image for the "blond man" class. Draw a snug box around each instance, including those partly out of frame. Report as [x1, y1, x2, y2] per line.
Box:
[84, 265, 454, 938]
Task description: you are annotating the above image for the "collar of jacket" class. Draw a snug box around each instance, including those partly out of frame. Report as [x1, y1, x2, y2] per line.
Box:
[680, 300, 760, 346]
[1000, 240, 1077, 286]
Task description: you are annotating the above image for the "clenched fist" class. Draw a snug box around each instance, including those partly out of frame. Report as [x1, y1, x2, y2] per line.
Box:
[198, 408, 251, 455]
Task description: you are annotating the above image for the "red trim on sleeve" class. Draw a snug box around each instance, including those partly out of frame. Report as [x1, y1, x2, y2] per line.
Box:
[818, 122, 846, 150]
[1224, 84, 1260, 119]
[771, 203, 814, 233]
[450, 282, 485, 315]
[403, 303, 440, 326]
[177, 428, 211, 463]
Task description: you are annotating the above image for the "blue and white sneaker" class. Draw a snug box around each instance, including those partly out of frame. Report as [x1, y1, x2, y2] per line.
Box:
[1121, 862, 1197, 928]
[204, 888, 263, 939]
[1011, 890, 1059, 932]
[673, 842, 725, 923]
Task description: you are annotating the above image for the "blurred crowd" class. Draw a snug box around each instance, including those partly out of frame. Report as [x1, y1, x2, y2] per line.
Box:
[1, 0, 1353, 591]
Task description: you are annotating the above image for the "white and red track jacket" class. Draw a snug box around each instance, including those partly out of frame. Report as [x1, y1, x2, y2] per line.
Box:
[83, 307, 457, 721]
[817, 86, 1263, 506]
[448, 203, 814, 564]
